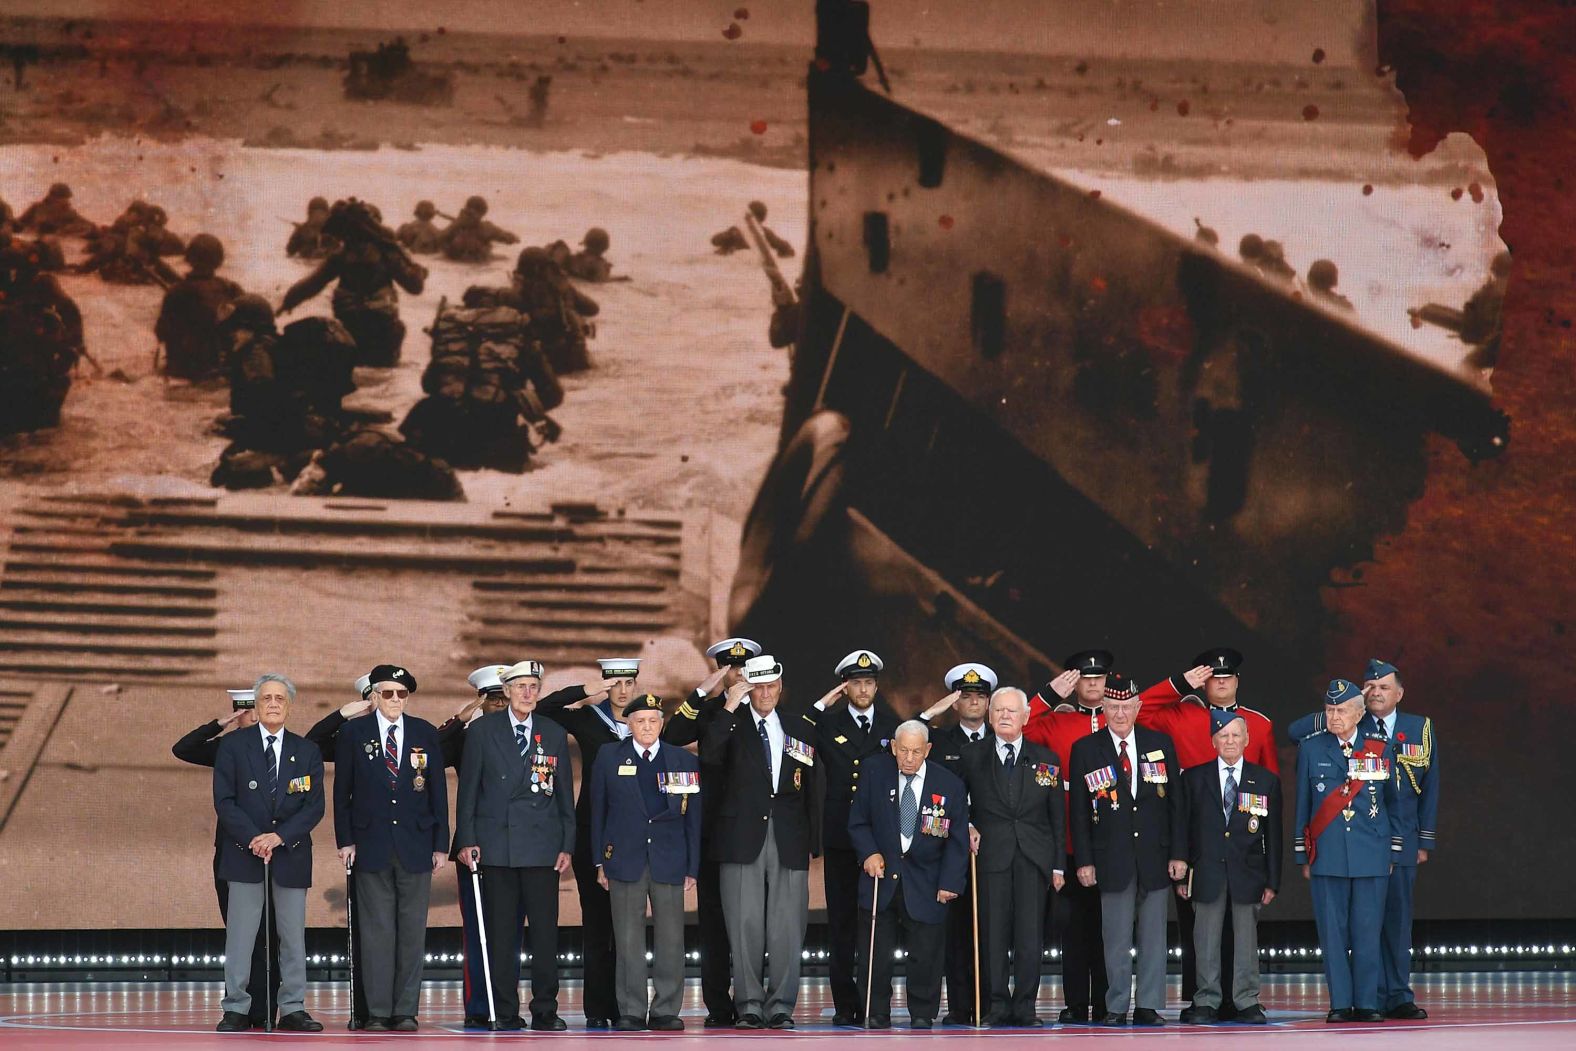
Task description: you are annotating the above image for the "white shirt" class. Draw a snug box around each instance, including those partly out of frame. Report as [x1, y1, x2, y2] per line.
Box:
[897, 763, 927, 854]
[960, 723, 987, 744]
[752, 707, 784, 788]
[636, 739, 662, 762]
[994, 734, 1023, 768]
[509, 709, 535, 748]
[257, 723, 282, 781]
[376, 711, 404, 767]
[1109, 728, 1138, 795]
[1217, 757, 1241, 814]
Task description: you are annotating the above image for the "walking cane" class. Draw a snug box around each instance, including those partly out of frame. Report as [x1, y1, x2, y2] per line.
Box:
[262, 856, 274, 1033]
[863, 869, 882, 1025]
[344, 859, 356, 1031]
[970, 852, 981, 1028]
[468, 856, 500, 1031]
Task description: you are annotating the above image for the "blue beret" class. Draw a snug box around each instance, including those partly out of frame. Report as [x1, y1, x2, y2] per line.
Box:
[1324, 678, 1362, 705]
[1210, 707, 1245, 734]
[1363, 658, 1398, 682]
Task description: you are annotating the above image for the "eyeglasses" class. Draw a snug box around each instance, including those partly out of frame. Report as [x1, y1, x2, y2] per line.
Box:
[379, 689, 409, 699]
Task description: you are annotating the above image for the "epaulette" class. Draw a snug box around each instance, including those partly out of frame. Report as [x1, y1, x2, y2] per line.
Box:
[1237, 705, 1269, 720]
[1053, 703, 1076, 714]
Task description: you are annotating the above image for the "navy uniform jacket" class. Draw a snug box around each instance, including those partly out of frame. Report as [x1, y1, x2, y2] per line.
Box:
[590, 739, 703, 885]
[1287, 710, 1438, 864]
[661, 688, 730, 836]
[920, 717, 991, 778]
[702, 704, 820, 868]
[532, 688, 626, 839]
[455, 710, 576, 867]
[213, 727, 325, 888]
[800, 699, 900, 852]
[1293, 730, 1402, 877]
[1180, 760, 1282, 904]
[173, 720, 235, 877]
[1068, 727, 1185, 893]
[333, 714, 450, 875]
[961, 736, 1066, 881]
[848, 755, 969, 926]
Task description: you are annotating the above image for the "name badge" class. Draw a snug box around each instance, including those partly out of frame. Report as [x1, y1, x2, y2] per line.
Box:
[618, 762, 637, 776]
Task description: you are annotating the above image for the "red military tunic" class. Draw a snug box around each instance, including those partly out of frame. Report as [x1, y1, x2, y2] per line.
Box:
[1024, 693, 1106, 854]
[1135, 674, 1280, 774]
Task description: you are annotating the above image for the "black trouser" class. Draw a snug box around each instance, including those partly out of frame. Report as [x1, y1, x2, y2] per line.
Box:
[824, 846, 863, 1017]
[857, 883, 947, 1023]
[697, 852, 734, 1017]
[571, 842, 618, 1021]
[1178, 893, 1236, 1014]
[1056, 852, 1107, 1013]
[481, 865, 560, 1021]
[943, 866, 980, 1021]
[980, 852, 1048, 1022]
[214, 858, 280, 1025]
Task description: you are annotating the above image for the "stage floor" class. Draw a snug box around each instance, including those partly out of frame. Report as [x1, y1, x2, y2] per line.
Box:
[1, 974, 1572, 1048]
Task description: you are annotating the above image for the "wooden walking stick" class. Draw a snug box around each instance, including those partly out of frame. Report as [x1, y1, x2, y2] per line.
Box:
[863, 868, 882, 1025]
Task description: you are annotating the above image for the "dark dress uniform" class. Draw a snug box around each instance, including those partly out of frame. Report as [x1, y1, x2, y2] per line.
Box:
[961, 732, 1066, 1026]
[848, 754, 969, 1027]
[799, 653, 899, 1025]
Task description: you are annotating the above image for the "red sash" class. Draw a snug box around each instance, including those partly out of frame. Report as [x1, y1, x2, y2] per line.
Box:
[1303, 738, 1386, 864]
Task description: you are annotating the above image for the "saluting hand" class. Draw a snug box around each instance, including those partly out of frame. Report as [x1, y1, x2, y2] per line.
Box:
[339, 698, 372, 720]
[697, 667, 729, 698]
[1047, 670, 1080, 700]
[723, 681, 753, 712]
[921, 691, 961, 721]
[816, 681, 848, 709]
[1182, 665, 1212, 690]
[218, 708, 257, 732]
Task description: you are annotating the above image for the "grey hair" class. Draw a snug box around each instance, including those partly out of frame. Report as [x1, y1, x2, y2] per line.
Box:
[893, 719, 930, 742]
[989, 686, 1028, 712]
[253, 673, 297, 701]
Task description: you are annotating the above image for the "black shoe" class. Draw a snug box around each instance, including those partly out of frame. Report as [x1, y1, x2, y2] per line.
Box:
[1217, 1004, 1240, 1022]
[1132, 1008, 1164, 1027]
[390, 1016, 418, 1032]
[982, 1009, 1011, 1028]
[362, 1017, 389, 1032]
[462, 1015, 493, 1029]
[1100, 1012, 1128, 1026]
[586, 1016, 613, 1029]
[942, 1012, 974, 1027]
[911, 1018, 933, 1030]
[649, 1015, 685, 1032]
[1058, 1006, 1089, 1024]
[1180, 1006, 1217, 1024]
[498, 1015, 528, 1031]
[735, 1014, 765, 1030]
[1014, 1015, 1043, 1028]
[276, 1011, 324, 1032]
[1350, 1009, 1385, 1023]
[613, 1016, 645, 1032]
[1235, 1005, 1268, 1024]
[768, 1013, 795, 1030]
[1386, 1003, 1428, 1020]
[832, 1011, 859, 1026]
[531, 1014, 568, 1031]
[704, 1012, 737, 1028]
[1327, 1009, 1353, 1023]
[216, 1012, 251, 1033]
[866, 1016, 891, 1030]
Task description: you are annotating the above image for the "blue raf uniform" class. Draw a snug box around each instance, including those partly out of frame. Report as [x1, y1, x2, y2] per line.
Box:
[1293, 679, 1402, 1021]
[1286, 658, 1438, 1018]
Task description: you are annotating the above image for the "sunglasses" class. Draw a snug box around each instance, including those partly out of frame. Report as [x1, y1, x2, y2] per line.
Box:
[378, 689, 410, 700]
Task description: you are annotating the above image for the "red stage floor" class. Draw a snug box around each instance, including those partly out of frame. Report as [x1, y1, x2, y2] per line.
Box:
[1, 974, 1572, 1049]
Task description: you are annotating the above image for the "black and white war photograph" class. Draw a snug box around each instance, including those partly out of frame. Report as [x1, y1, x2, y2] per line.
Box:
[1, 0, 1573, 1045]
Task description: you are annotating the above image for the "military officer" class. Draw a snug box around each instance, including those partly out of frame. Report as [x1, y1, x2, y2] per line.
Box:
[849, 720, 970, 1029]
[1177, 708, 1282, 1025]
[1024, 649, 1114, 1024]
[660, 636, 761, 1027]
[1294, 678, 1402, 1023]
[1067, 675, 1186, 1027]
[800, 649, 901, 1026]
[916, 662, 995, 1025]
[1287, 659, 1436, 1020]
[591, 694, 702, 1031]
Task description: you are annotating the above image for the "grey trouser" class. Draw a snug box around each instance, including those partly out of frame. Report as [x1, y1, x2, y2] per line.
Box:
[356, 860, 434, 1018]
[610, 868, 687, 1021]
[720, 818, 809, 1020]
[1101, 881, 1169, 1015]
[1193, 894, 1261, 1009]
[223, 877, 307, 1017]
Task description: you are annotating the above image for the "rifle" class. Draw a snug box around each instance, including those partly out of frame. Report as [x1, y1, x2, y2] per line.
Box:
[745, 212, 796, 308]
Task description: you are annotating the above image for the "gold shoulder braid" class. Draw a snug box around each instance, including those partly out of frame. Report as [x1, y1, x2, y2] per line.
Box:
[1395, 717, 1432, 795]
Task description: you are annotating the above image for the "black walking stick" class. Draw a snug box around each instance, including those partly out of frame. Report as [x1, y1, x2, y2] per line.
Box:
[345, 858, 357, 1030]
[262, 856, 274, 1033]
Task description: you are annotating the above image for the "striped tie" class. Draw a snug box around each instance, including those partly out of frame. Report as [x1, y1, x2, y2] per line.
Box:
[264, 735, 279, 800]
[900, 774, 918, 841]
[385, 724, 399, 788]
[1223, 768, 1238, 818]
[516, 725, 530, 760]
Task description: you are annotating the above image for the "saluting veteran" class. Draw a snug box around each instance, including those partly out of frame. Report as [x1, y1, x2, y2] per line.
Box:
[592, 694, 702, 1032]
[333, 664, 449, 1033]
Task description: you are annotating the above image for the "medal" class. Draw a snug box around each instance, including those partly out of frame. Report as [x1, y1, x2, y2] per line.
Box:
[1368, 804, 1379, 819]
[1342, 808, 1354, 822]
[413, 775, 425, 791]
[1248, 816, 1259, 833]
[531, 783, 540, 793]
[1157, 785, 1166, 799]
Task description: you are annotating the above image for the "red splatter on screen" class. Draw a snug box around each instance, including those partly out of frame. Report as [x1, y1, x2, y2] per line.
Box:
[1302, 104, 1321, 121]
[1362, 183, 1375, 195]
[1312, 48, 1327, 64]
[938, 215, 955, 230]
[749, 119, 768, 135]
[723, 23, 742, 41]
[1176, 100, 1190, 116]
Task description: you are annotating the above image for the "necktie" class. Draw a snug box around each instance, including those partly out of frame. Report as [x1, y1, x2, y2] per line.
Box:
[758, 719, 773, 774]
[1003, 743, 1015, 770]
[969, 731, 981, 743]
[900, 774, 918, 841]
[1223, 767, 1238, 818]
[856, 714, 869, 734]
[1119, 740, 1131, 790]
[1378, 719, 1390, 740]
[516, 724, 530, 760]
[643, 748, 653, 762]
[265, 734, 279, 799]
[385, 724, 399, 788]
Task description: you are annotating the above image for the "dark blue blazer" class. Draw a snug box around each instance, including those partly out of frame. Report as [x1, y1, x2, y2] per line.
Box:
[333, 714, 450, 875]
[590, 739, 703, 885]
[847, 756, 969, 926]
[1180, 759, 1282, 905]
[454, 710, 576, 867]
[213, 726, 325, 888]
